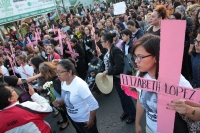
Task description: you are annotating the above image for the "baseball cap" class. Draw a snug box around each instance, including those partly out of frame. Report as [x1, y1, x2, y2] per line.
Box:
[43, 40, 51, 45]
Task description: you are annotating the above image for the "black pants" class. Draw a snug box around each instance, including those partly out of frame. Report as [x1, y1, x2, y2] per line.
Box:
[72, 117, 99, 133]
[113, 76, 136, 119]
[58, 106, 68, 123]
[65, 109, 81, 133]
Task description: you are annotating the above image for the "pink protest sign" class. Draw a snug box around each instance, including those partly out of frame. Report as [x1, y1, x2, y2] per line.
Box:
[120, 75, 198, 102]
[52, 25, 58, 34]
[91, 27, 95, 36]
[157, 20, 186, 133]
[65, 41, 79, 67]
[9, 44, 15, 59]
[90, 15, 93, 24]
[70, 14, 73, 23]
[120, 20, 191, 133]
[53, 29, 66, 55]
[32, 28, 41, 44]
[5, 51, 16, 76]
[26, 37, 37, 50]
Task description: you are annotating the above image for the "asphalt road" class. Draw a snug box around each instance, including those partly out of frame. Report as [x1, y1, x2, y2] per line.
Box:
[45, 88, 146, 133]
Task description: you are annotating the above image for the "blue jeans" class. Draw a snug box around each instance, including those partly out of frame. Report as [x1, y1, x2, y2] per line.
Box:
[73, 117, 99, 133]
[113, 76, 136, 119]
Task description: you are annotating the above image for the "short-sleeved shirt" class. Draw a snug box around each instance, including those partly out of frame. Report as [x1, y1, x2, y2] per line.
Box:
[61, 76, 92, 122]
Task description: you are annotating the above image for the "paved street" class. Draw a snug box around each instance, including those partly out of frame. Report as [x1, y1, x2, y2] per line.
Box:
[45, 88, 146, 133]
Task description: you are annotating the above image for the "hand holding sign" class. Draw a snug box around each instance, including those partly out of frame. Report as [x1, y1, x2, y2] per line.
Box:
[167, 99, 187, 115]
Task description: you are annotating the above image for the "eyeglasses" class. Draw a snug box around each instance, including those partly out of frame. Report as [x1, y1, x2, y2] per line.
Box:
[133, 54, 152, 62]
[194, 39, 200, 46]
[56, 70, 68, 75]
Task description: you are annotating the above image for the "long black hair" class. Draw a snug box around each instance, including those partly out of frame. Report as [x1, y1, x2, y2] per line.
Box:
[31, 56, 45, 71]
[101, 33, 116, 44]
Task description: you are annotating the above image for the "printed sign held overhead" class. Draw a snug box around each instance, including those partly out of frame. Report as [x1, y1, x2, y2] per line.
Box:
[113, 1, 126, 15]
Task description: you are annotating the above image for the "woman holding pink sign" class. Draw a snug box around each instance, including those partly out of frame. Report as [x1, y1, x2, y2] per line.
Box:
[133, 34, 192, 133]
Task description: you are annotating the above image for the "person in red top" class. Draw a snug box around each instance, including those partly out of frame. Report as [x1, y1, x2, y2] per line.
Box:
[46, 44, 61, 62]
[0, 83, 53, 133]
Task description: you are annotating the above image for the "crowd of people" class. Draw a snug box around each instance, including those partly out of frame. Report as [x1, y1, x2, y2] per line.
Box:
[1, 0, 200, 132]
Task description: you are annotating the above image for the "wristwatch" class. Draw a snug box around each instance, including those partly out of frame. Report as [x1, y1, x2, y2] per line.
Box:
[191, 107, 195, 117]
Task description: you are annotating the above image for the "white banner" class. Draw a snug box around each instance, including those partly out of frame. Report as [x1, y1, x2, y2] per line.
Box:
[0, 0, 57, 25]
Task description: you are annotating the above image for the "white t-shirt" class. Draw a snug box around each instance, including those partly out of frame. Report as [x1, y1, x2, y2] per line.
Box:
[14, 65, 34, 78]
[61, 76, 96, 122]
[136, 72, 192, 133]
[1, 65, 9, 76]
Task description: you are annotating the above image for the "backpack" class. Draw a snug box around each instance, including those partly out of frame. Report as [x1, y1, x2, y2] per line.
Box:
[110, 49, 134, 78]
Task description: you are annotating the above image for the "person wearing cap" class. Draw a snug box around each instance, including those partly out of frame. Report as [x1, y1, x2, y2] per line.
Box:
[43, 39, 51, 49]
